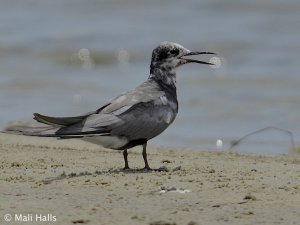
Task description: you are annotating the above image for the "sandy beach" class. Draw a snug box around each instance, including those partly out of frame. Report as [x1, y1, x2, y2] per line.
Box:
[1, 133, 300, 225]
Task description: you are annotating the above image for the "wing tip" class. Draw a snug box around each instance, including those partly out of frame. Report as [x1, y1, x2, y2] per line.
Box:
[33, 113, 41, 120]
[33, 113, 54, 125]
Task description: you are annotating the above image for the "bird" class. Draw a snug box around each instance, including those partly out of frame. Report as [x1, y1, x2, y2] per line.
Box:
[5, 41, 215, 170]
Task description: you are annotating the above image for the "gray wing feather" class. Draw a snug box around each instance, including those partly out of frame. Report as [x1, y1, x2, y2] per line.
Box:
[110, 102, 176, 140]
[5, 80, 176, 143]
[55, 80, 176, 139]
[99, 80, 164, 115]
[56, 114, 123, 135]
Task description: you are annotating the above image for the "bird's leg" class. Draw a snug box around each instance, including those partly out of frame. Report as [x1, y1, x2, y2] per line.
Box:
[142, 143, 152, 170]
[123, 149, 130, 170]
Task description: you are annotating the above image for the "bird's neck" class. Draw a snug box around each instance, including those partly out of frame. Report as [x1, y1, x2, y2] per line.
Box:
[148, 67, 177, 99]
[148, 66, 177, 87]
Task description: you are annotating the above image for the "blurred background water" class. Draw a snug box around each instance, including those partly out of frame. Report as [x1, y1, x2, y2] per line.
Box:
[1, 0, 300, 154]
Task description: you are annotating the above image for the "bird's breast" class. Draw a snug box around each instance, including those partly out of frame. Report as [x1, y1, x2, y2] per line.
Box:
[157, 96, 178, 125]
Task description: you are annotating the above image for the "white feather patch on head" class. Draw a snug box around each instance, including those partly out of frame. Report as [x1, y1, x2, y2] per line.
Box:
[160, 41, 185, 49]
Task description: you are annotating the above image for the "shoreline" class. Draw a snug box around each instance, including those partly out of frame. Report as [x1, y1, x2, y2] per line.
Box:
[1, 133, 300, 225]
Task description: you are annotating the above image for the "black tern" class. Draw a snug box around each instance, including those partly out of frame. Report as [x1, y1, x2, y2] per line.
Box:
[5, 41, 215, 170]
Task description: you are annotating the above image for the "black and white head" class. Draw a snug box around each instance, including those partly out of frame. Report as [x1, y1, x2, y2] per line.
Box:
[149, 41, 215, 85]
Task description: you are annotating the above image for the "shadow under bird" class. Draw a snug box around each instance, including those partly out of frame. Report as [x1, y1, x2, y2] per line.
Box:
[5, 41, 215, 170]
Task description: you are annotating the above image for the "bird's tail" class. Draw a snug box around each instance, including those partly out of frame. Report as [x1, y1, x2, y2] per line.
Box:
[4, 121, 61, 137]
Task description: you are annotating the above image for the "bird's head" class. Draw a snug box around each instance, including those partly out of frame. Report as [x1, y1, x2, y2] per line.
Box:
[149, 41, 215, 85]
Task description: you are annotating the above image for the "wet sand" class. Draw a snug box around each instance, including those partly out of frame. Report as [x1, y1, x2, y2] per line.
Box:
[1, 133, 300, 225]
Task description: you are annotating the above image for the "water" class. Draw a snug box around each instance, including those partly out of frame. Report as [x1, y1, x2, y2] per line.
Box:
[1, 0, 300, 154]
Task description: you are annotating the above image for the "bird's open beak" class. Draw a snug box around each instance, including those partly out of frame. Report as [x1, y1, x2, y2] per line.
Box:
[180, 51, 216, 65]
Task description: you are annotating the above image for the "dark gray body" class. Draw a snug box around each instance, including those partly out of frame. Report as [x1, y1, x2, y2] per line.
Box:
[52, 79, 178, 150]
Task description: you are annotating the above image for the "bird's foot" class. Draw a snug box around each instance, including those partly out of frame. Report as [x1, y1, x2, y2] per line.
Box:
[126, 165, 151, 172]
[122, 166, 130, 170]
[141, 165, 152, 171]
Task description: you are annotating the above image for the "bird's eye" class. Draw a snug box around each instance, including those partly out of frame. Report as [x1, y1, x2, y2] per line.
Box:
[170, 49, 179, 55]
